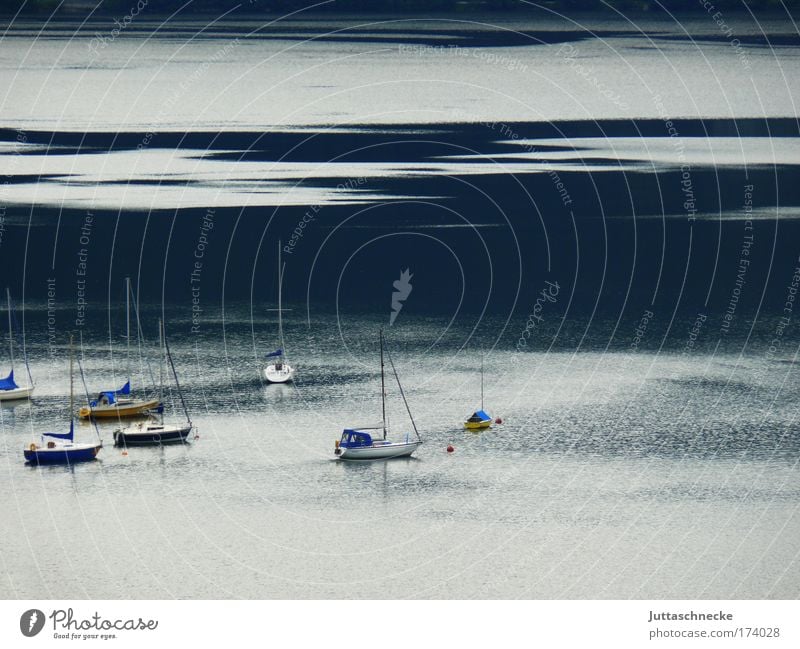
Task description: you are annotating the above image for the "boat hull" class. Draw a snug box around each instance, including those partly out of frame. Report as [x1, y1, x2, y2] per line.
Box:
[79, 398, 161, 419]
[113, 423, 192, 446]
[24, 442, 101, 464]
[0, 385, 34, 401]
[337, 440, 421, 460]
[464, 419, 492, 430]
[264, 363, 294, 384]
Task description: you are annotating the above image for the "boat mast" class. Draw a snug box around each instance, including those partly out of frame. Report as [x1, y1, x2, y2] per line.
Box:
[160, 321, 165, 424]
[6, 288, 13, 373]
[69, 333, 74, 425]
[77, 330, 101, 442]
[278, 241, 285, 359]
[480, 356, 484, 411]
[125, 276, 131, 382]
[385, 339, 421, 442]
[129, 281, 158, 392]
[163, 323, 192, 428]
[380, 328, 387, 440]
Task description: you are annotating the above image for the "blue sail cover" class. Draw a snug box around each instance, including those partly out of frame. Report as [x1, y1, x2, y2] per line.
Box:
[339, 429, 373, 448]
[0, 369, 18, 391]
[93, 392, 116, 406]
[474, 410, 491, 421]
[265, 349, 283, 358]
[90, 381, 130, 406]
[43, 422, 74, 441]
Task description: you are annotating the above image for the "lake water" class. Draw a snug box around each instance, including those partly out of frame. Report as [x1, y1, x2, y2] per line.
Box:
[0, 11, 799, 599]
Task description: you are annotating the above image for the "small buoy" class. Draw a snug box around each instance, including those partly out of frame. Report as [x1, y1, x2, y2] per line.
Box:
[446, 444, 455, 453]
[495, 417, 503, 424]
[194, 434, 200, 440]
[121, 450, 128, 456]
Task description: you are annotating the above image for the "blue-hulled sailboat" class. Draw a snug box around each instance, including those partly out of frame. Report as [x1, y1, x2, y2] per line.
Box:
[334, 329, 422, 460]
[0, 288, 34, 402]
[24, 336, 101, 465]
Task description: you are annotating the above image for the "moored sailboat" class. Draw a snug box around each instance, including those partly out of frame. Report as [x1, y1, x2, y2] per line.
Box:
[24, 335, 101, 465]
[335, 329, 422, 460]
[113, 320, 193, 446]
[263, 242, 295, 384]
[79, 278, 161, 419]
[0, 288, 34, 402]
[464, 357, 492, 430]
[79, 381, 161, 419]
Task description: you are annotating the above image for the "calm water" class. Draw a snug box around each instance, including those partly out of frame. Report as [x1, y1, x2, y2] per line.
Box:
[1, 12, 799, 599]
[1, 307, 798, 599]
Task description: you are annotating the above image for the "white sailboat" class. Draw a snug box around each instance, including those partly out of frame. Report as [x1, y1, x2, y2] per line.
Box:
[334, 329, 422, 460]
[0, 288, 34, 401]
[263, 242, 295, 384]
[113, 319, 193, 446]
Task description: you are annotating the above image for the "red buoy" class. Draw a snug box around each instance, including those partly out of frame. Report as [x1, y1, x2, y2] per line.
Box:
[495, 417, 503, 424]
[446, 444, 455, 453]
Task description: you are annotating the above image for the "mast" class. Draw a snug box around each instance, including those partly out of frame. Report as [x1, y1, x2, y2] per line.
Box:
[77, 331, 101, 442]
[163, 323, 192, 428]
[480, 356, 484, 411]
[6, 288, 13, 373]
[129, 281, 158, 393]
[277, 241, 285, 359]
[380, 328, 387, 440]
[125, 277, 131, 382]
[385, 338, 421, 442]
[69, 333, 74, 425]
[159, 320, 164, 424]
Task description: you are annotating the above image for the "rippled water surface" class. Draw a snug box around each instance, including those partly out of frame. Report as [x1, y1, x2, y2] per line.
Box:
[1, 308, 798, 599]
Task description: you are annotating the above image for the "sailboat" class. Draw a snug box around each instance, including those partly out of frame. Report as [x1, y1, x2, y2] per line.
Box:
[79, 277, 161, 419]
[0, 288, 34, 401]
[113, 320, 193, 446]
[24, 335, 101, 464]
[263, 241, 295, 384]
[463, 357, 492, 430]
[334, 329, 422, 460]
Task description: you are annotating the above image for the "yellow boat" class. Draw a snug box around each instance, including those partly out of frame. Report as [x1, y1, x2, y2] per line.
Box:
[464, 410, 493, 430]
[462, 358, 492, 430]
[79, 384, 161, 419]
[79, 278, 162, 420]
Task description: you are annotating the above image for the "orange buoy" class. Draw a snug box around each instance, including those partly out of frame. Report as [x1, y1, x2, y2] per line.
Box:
[446, 444, 455, 453]
[121, 450, 128, 456]
[495, 417, 503, 424]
